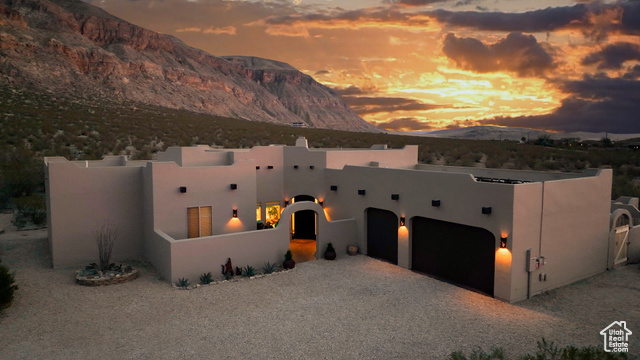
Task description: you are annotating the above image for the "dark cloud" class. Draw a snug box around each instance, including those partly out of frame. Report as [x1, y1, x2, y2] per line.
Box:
[621, 1, 640, 34]
[442, 32, 555, 76]
[314, 69, 330, 75]
[485, 76, 640, 133]
[332, 85, 374, 96]
[341, 96, 441, 115]
[582, 42, 640, 69]
[383, 0, 448, 6]
[430, 4, 589, 32]
[623, 64, 640, 79]
[261, 7, 430, 27]
[376, 117, 433, 131]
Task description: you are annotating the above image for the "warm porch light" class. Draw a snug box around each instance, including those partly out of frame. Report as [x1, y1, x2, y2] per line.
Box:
[232, 209, 238, 218]
[500, 235, 507, 248]
[284, 199, 289, 206]
[400, 216, 406, 227]
[318, 201, 324, 207]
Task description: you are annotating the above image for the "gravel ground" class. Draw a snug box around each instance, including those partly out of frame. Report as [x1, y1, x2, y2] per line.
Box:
[0, 228, 639, 359]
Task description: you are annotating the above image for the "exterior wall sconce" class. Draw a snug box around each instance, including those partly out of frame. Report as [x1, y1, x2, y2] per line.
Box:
[432, 200, 441, 207]
[482, 207, 492, 215]
[255, 166, 260, 170]
[179, 186, 187, 193]
[500, 235, 507, 248]
[400, 216, 406, 226]
[358, 189, 366, 196]
[294, 165, 299, 169]
[330, 185, 338, 191]
[230, 184, 237, 190]
[391, 194, 400, 200]
[318, 201, 324, 207]
[284, 199, 289, 206]
[232, 209, 238, 218]
[309, 165, 315, 169]
[267, 165, 274, 169]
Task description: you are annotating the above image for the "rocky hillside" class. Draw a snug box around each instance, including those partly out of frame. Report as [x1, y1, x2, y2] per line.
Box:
[0, 0, 377, 132]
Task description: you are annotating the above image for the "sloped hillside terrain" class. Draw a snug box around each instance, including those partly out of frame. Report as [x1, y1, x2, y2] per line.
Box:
[0, 0, 377, 132]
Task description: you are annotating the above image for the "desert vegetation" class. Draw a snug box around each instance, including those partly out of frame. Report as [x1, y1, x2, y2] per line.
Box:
[450, 338, 629, 360]
[1, 83, 639, 206]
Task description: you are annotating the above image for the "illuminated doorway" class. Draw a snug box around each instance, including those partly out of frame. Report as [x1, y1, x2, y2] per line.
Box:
[289, 195, 318, 263]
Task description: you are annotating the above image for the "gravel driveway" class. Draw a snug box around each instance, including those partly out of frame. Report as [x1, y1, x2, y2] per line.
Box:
[0, 229, 639, 359]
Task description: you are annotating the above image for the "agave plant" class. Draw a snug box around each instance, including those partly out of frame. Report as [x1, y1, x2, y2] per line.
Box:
[242, 265, 256, 277]
[199, 272, 213, 285]
[262, 261, 278, 274]
[176, 277, 190, 288]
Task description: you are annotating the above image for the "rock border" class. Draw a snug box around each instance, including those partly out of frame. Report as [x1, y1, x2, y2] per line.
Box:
[174, 267, 294, 290]
[76, 269, 139, 286]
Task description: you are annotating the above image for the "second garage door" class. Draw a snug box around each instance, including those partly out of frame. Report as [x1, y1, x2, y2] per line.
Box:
[412, 217, 495, 296]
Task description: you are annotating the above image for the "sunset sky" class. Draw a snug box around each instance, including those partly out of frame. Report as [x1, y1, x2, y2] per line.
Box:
[87, 0, 640, 133]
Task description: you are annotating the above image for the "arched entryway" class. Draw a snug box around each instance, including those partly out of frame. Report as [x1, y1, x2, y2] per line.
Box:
[290, 195, 318, 263]
[291, 195, 317, 240]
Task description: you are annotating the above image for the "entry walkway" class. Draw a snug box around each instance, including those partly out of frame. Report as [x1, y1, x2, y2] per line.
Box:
[289, 239, 316, 263]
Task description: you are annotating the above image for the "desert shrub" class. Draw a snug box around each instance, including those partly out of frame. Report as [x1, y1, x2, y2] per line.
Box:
[176, 277, 190, 288]
[94, 223, 118, 272]
[450, 338, 629, 360]
[14, 194, 46, 225]
[0, 257, 18, 311]
[199, 272, 213, 285]
[262, 261, 278, 274]
[242, 265, 256, 277]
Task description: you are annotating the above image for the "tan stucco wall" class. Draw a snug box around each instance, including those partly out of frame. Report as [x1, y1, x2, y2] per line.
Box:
[235, 146, 285, 222]
[325, 145, 418, 170]
[147, 160, 257, 240]
[45, 159, 145, 268]
[157, 146, 232, 167]
[628, 226, 640, 263]
[530, 169, 612, 298]
[510, 183, 544, 302]
[324, 165, 515, 299]
[284, 147, 327, 201]
[167, 201, 356, 283]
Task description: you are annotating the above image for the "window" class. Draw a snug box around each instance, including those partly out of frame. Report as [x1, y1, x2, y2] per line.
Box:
[265, 201, 281, 225]
[256, 203, 262, 221]
[187, 206, 212, 238]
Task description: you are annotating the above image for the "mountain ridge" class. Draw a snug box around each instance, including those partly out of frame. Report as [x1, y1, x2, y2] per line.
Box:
[400, 125, 640, 142]
[0, 0, 378, 132]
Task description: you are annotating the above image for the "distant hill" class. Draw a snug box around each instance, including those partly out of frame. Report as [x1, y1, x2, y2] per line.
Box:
[0, 0, 377, 132]
[404, 126, 640, 141]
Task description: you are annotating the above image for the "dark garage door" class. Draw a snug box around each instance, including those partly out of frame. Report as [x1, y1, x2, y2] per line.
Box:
[366, 208, 398, 265]
[412, 217, 495, 296]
